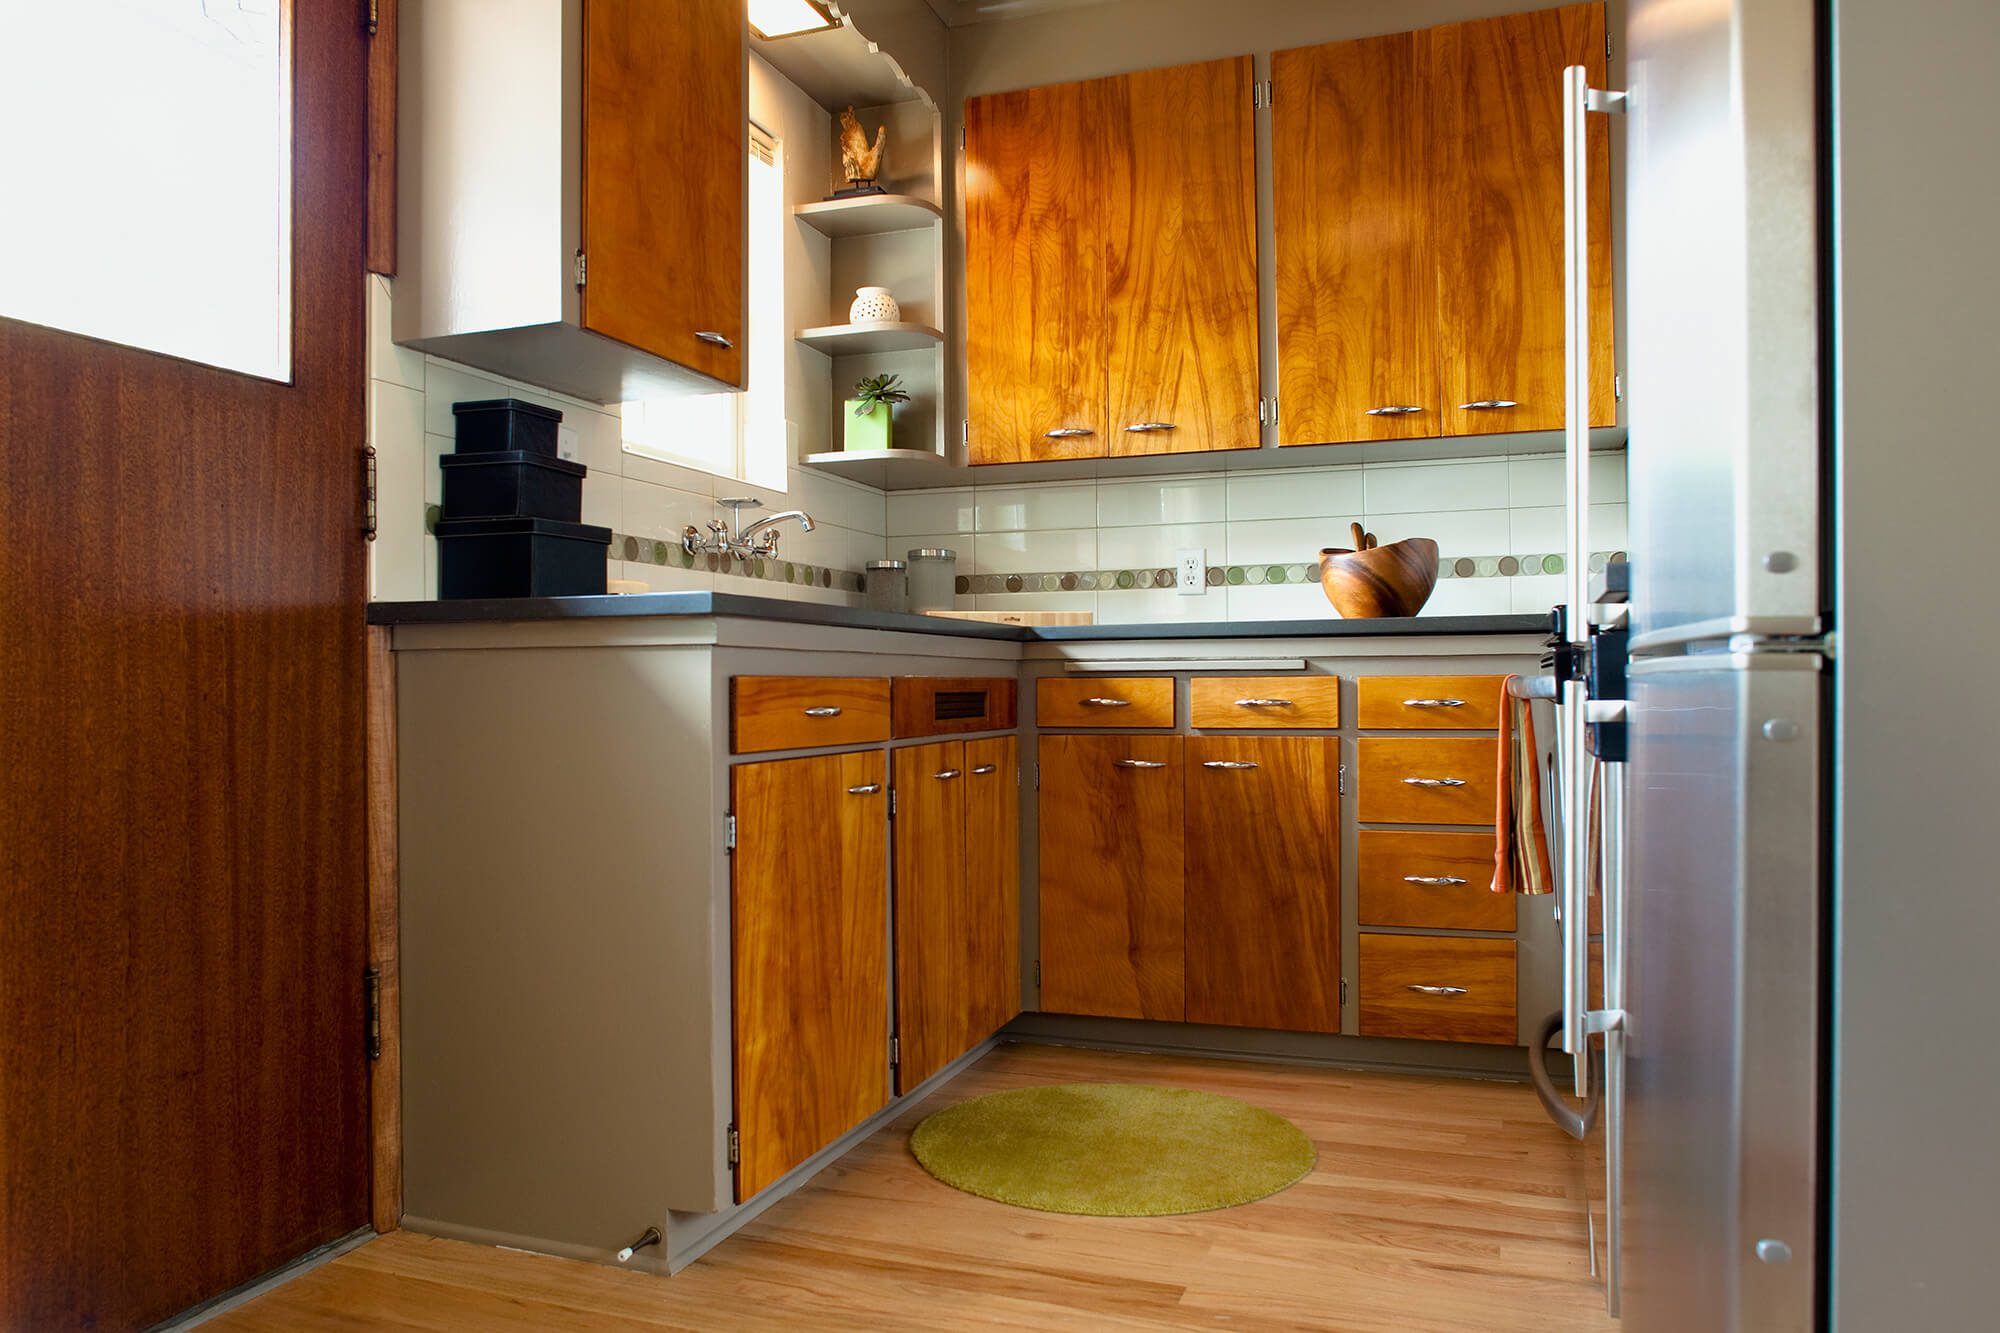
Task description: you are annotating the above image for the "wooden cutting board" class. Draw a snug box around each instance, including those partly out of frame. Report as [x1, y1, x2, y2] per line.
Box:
[923, 609, 1094, 626]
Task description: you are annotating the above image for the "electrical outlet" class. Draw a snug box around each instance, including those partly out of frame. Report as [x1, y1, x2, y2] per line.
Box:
[557, 425, 580, 462]
[1177, 547, 1207, 596]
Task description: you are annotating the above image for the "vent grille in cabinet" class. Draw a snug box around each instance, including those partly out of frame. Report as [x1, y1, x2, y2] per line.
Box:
[933, 690, 989, 721]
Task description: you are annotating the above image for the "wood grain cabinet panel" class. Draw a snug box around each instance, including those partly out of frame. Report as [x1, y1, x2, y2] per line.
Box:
[1427, 2, 1614, 435]
[891, 676, 1017, 738]
[1037, 735, 1185, 1020]
[1356, 675, 1505, 730]
[1273, 31, 1440, 445]
[1185, 738, 1341, 1032]
[581, 0, 745, 386]
[731, 677, 890, 754]
[731, 752, 889, 1201]
[1103, 57, 1261, 457]
[1036, 676, 1176, 729]
[964, 78, 1109, 464]
[1357, 830, 1514, 931]
[964, 736, 1023, 1042]
[1359, 934, 1517, 1044]
[1357, 738, 1498, 825]
[1189, 675, 1340, 730]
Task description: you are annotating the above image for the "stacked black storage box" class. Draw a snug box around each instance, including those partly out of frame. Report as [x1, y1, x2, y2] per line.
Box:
[434, 399, 611, 598]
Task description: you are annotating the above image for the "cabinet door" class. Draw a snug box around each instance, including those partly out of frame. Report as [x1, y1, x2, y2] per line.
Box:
[581, 0, 745, 387]
[892, 741, 967, 1093]
[964, 736, 1023, 1040]
[1428, 2, 1614, 434]
[1185, 737, 1342, 1032]
[732, 752, 888, 1201]
[1103, 57, 1261, 457]
[1037, 735, 1184, 1019]
[1273, 31, 1440, 445]
[964, 79, 1108, 464]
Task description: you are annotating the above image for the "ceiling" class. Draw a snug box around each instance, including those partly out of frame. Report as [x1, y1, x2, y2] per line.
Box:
[918, 0, 1121, 26]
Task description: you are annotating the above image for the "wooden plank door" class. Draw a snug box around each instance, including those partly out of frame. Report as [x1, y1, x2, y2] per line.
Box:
[1273, 31, 1442, 445]
[964, 735, 1022, 1040]
[1037, 735, 1184, 1020]
[732, 753, 890, 1201]
[0, 6, 369, 1326]
[1185, 737, 1343, 1032]
[581, 0, 746, 386]
[893, 741, 967, 1093]
[964, 77, 1109, 463]
[1103, 56, 1261, 457]
[1428, 2, 1615, 435]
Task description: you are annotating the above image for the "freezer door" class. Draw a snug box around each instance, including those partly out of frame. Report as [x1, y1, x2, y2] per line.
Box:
[1623, 0, 1823, 647]
[1623, 654, 1821, 1331]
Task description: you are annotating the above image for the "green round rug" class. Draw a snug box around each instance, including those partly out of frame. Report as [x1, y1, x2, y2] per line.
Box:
[908, 1082, 1316, 1217]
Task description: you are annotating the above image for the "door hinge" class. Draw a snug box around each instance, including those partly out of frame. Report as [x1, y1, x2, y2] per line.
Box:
[889, 789, 898, 818]
[1034, 959, 1042, 987]
[1033, 761, 1040, 791]
[1258, 396, 1280, 426]
[574, 251, 587, 288]
[1340, 977, 1349, 1007]
[961, 419, 970, 448]
[1614, 373, 1623, 401]
[364, 966, 382, 1061]
[726, 1123, 740, 1168]
[364, 0, 380, 37]
[1338, 762, 1347, 796]
[1606, 32, 1613, 58]
[960, 122, 967, 149]
[890, 1034, 901, 1069]
[724, 813, 737, 852]
[1252, 79, 1272, 109]
[362, 445, 378, 542]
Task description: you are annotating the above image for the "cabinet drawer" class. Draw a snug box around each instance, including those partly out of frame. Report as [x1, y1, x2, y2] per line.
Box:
[1036, 676, 1175, 728]
[1358, 934, 1516, 1044]
[1356, 738, 1497, 825]
[1356, 675, 1505, 730]
[1189, 675, 1340, 729]
[1357, 831, 1514, 931]
[732, 676, 891, 754]
[892, 676, 1018, 738]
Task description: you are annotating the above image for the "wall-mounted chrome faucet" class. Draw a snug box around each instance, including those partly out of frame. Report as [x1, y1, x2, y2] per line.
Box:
[684, 497, 815, 560]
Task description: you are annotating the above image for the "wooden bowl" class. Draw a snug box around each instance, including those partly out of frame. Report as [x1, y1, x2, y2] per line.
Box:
[1317, 538, 1440, 618]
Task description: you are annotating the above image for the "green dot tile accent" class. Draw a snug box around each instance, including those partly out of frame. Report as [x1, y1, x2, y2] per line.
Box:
[1589, 552, 1608, 572]
[1117, 571, 1136, 589]
[1041, 574, 1061, 591]
[1226, 567, 1245, 586]
[653, 541, 670, 565]
[1136, 570, 1157, 589]
[1475, 557, 1500, 577]
[1246, 566, 1267, 585]
[1265, 565, 1286, 584]
[1546, 555, 1566, 574]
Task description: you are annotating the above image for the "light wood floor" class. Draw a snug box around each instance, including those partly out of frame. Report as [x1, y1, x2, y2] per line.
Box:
[213, 1045, 1614, 1331]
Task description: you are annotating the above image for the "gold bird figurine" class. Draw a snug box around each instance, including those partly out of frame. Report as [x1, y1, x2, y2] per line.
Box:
[839, 106, 887, 189]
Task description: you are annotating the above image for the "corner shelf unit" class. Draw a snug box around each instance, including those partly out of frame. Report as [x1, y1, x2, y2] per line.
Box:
[793, 193, 943, 239]
[799, 447, 952, 488]
[794, 321, 944, 356]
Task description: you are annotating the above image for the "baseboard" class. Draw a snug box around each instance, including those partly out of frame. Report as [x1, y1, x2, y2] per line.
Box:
[158, 1226, 374, 1330]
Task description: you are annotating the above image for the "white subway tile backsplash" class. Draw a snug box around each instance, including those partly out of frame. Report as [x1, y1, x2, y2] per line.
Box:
[615, 561, 713, 593]
[1097, 522, 1226, 571]
[1225, 466, 1365, 522]
[1097, 476, 1226, 527]
[976, 483, 1097, 533]
[972, 529, 1096, 574]
[1227, 516, 1360, 566]
[1423, 577, 1519, 617]
[888, 533, 963, 564]
[620, 478, 710, 544]
[790, 467, 887, 536]
[1509, 503, 1629, 554]
[886, 487, 975, 537]
[1369, 508, 1512, 558]
[1508, 452, 1628, 508]
[1224, 580, 1332, 622]
[1097, 587, 1232, 625]
[971, 591, 1098, 616]
[368, 277, 426, 391]
[1364, 459, 1511, 514]
[368, 379, 427, 603]
[1509, 573, 1568, 614]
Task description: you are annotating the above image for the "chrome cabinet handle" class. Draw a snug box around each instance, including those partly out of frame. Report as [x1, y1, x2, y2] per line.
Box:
[1366, 405, 1424, 416]
[803, 706, 843, 717]
[1458, 399, 1519, 410]
[1234, 698, 1293, 708]
[1122, 421, 1177, 432]
[1201, 760, 1259, 770]
[1403, 698, 1466, 708]
[846, 783, 881, 795]
[934, 768, 962, 781]
[1403, 777, 1467, 787]
[1044, 427, 1095, 439]
[1408, 984, 1470, 996]
[1080, 697, 1131, 708]
[695, 330, 734, 348]
[971, 764, 997, 775]
[1114, 759, 1167, 769]
[1404, 875, 1469, 886]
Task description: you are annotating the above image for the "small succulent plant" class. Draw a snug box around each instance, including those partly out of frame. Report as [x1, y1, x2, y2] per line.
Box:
[853, 373, 912, 416]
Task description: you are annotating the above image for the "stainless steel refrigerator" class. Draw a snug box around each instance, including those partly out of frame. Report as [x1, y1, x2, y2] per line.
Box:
[1544, 1, 1999, 1328]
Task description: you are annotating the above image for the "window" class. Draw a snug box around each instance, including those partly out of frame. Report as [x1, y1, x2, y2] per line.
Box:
[0, 0, 292, 380]
[621, 125, 787, 492]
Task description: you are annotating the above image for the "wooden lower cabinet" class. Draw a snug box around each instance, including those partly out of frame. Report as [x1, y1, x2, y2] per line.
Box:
[731, 752, 890, 1202]
[1037, 734, 1185, 1019]
[1185, 737, 1342, 1032]
[1358, 933, 1517, 1045]
[894, 737, 1021, 1093]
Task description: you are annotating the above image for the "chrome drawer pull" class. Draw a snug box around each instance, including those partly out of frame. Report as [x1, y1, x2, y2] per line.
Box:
[1235, 698, 1293, 707]
[1044, 427, 1095, 439]
[1201, 760, 1260, 770]
[803, 706, 843, 717]
[846, 784, 881, 795]
[1404, 875, 1469, 886]
[1403, 698, 1466, 708]
[1122, 421, 1177, 432]
[1458, 399, 1519, 410]
[971, 764, 997, 775]
[1407, 984, 1470, 996]
[1080, 697, 1131, 707]
[934, 768, 961, 781]
[1114, 759, 1168, 769]
[694, 330, 735, 348]
[1402, 777, 1467, 788]
[1366, 405, 1424, 416]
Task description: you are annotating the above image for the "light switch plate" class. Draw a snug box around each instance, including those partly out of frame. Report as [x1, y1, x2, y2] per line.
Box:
[1177, 548, 1206, 596]
[557, 425, 580, 462]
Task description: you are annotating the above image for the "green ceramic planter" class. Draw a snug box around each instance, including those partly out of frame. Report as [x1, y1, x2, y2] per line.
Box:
[844, 399, 893, 451]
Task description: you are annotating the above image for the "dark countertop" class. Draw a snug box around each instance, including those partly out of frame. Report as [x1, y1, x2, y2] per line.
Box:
[367, 591, 1550, 642]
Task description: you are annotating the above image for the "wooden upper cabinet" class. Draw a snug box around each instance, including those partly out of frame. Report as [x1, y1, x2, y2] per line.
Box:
[1428, 2, 1614, 435]
[581, 0, 746, 388]
[964, 79, 1109, 464]
[1273, 31, 1440, 445]
[1102, 57, 1261, 457]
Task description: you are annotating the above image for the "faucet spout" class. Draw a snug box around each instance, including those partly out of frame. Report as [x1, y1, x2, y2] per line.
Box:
[739, 510, 816, 540]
